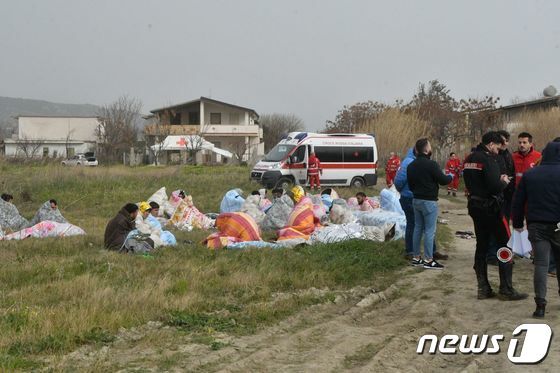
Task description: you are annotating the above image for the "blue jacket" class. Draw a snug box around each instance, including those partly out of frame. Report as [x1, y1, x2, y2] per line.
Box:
[512, 142, 560, 228]
[394, 148, 415, 199]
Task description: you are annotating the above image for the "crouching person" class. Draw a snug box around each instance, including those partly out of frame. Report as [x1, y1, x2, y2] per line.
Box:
[104, 203, 154, 253]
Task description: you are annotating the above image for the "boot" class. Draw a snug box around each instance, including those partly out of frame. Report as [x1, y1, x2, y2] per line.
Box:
[474, 259, 495, 299]
[533, 297, 546, 318]
[498, 261, 528, 301]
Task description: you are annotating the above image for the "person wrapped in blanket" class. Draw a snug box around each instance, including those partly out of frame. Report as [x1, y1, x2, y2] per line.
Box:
[104, 203, 154, 253]
[132, 201, 177, 248]
[147, 202, 177, 246]
[277, 186, 321, 240]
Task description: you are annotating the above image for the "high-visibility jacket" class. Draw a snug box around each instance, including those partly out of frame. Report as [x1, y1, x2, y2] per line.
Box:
[385, 156, 401, 173]
[512, 147, 541, 185]
[308, 155, 321, 176]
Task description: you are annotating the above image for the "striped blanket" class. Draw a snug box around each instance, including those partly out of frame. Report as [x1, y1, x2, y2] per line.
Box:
[205, 212, 262, 249]
[277, 198, 319, 241]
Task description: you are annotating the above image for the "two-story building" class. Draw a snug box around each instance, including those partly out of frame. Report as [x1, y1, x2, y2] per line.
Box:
[144, 97, 264, 164]
[2, 115, 99, 158]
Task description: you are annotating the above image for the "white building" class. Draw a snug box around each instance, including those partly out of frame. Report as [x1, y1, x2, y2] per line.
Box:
[144, 97, 264, 164]
[2, 115, 99, 158]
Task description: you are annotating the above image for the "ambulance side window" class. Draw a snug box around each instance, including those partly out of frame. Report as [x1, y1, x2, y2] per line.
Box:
[290, 146, 306, 163]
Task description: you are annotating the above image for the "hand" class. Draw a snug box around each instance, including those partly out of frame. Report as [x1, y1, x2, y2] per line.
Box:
[500, 174, 510, 184]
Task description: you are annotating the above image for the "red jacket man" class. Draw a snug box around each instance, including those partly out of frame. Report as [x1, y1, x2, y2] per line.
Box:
[445, 152, 462, 196]
[512, 132, 541, 185]
[308, 152, 322, 190]
[385, 152, 401, 187]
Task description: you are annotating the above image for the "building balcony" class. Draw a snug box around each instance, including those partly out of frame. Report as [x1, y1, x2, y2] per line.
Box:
[145, 124, 262, 137]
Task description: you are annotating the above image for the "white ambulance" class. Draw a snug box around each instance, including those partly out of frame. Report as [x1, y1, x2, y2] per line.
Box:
[251, 132, 378, 189]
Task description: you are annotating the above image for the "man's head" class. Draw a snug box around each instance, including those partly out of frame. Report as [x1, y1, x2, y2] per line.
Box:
[497, 130, 510, 150]
[272, 188, 283, 199]
[1, 193, 13, 202]
[553, 137, 560, 143]
[49, 199, 58, 209]
[481, 131, 503, 155]
[149, 201, 160, 217]
[389, 151, 395, 157]
[124, 203, 139, 219]
[356, 192, 367, 205]
[251, 190, 261, 196]
[517, 132, 533, 154]
[449, 152, 456, 159]
[178, 190, 186, 199]
[414, 138, 432, 157]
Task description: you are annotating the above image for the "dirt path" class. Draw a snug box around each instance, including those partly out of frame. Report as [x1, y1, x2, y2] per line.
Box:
[54, 196, 560, 372]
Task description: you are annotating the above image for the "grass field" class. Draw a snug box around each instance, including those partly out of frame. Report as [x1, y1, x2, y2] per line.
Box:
[0, 163, 448, 370]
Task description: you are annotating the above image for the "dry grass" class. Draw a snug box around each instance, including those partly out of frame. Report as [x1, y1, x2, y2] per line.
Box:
[0, 163, 407, 370]
[357, 108, 428, 162]
[508, 109, 560, 149]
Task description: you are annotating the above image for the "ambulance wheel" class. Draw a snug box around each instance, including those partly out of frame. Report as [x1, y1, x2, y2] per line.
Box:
[350, 177, 366, 188]
[276, 177, 293, 190]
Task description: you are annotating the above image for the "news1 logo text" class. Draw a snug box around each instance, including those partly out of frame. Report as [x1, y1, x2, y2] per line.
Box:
[417, 324, 552, 364]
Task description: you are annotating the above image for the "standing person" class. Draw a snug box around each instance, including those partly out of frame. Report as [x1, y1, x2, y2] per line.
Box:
[407, 139, 452, 269]
[512, 141, 560, 317]
[445, 152, 462, 197]
[395, 148, 448, 261]
[463, 131, 527, 301]
[512, 132, 541, 185]
[385, 152, 401, 187]
[307, 152, 322, 191]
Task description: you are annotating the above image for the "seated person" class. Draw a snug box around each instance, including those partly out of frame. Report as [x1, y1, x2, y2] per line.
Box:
[354, 192, 379, 212]
[147, 201, 177, 246]
[104, 203, 153, 252]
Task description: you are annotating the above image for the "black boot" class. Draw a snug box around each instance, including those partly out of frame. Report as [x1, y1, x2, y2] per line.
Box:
[533, 297, 546, 318]
[474, 259, 495, 299]
[498, 261, 528, 301]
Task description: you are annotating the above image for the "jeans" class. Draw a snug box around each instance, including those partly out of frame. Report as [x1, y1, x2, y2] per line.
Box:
[528, 222, 560, 301]
[412, 199, 438, 259]
[400, 197, 437, 256]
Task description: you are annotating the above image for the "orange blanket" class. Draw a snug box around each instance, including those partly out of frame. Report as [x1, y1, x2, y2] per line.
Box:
[205, 212, 262, 249]
[277, 198, 319, 241]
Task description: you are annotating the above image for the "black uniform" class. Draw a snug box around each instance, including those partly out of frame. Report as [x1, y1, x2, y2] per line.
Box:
[463, 144, 508, 262]
[497, 148, 515, 220]
[463, 143, 526, 300]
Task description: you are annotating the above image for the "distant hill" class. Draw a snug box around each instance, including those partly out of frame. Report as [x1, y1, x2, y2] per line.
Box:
[0, 96, 100, 137]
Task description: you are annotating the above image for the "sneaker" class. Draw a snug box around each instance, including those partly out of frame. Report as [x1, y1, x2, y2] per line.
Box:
[433, 252, 449, 260]
[423, 260, 444, 270]
[411, 258, 425, 266]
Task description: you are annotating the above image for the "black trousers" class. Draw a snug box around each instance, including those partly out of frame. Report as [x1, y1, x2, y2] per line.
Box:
[468, 200, 510, 263]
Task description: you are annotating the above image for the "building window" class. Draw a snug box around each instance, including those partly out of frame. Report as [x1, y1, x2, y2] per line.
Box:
[210, 113, 222, 124]
[229, 113, 240, 124]
[171, 112, 182, 125]
[188, 112, 200, 125]
[43, 147, 49, 157]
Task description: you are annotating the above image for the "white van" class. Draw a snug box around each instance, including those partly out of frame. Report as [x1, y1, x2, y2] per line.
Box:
[251, 132, 378, 189]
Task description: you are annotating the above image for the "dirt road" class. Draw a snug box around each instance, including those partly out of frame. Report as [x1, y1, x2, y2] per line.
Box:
[55, 196, 560, 372]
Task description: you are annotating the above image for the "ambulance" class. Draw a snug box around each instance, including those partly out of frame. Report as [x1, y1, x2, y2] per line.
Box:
[251, 132, 378, 189]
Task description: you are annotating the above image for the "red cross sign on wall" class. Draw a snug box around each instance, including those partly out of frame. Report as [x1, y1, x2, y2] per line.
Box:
[176, 137, 187, 147]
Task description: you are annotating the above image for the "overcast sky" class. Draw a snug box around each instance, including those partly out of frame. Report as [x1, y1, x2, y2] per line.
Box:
[1, 0, 560, 130]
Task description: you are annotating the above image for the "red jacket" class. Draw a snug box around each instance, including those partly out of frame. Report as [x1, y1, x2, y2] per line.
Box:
[308, 154, 321, 176]
[385, 156, 401, 174]
[512, 147, 541, 185]
[445, 158, 462, 176]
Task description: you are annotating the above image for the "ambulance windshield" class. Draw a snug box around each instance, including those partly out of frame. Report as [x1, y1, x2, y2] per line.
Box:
[263, 144, 295, 162]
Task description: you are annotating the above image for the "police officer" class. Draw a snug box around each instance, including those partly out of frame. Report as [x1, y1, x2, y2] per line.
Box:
[463, 131, 528, 301]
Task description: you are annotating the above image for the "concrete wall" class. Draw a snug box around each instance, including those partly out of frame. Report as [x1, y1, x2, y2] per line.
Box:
[18, 116, 99, 142]
[3, 141, 95, 158]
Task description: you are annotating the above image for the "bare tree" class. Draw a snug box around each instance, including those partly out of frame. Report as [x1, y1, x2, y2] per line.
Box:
[145, 111, 172, 165]
[184, 122, 210, 165]
[260, 113, 305, 152]
[65, 128, 76, 158]
[96, 95, 141, 163]
[230, 138, 248, 164]
[15, 135, 45, 159]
